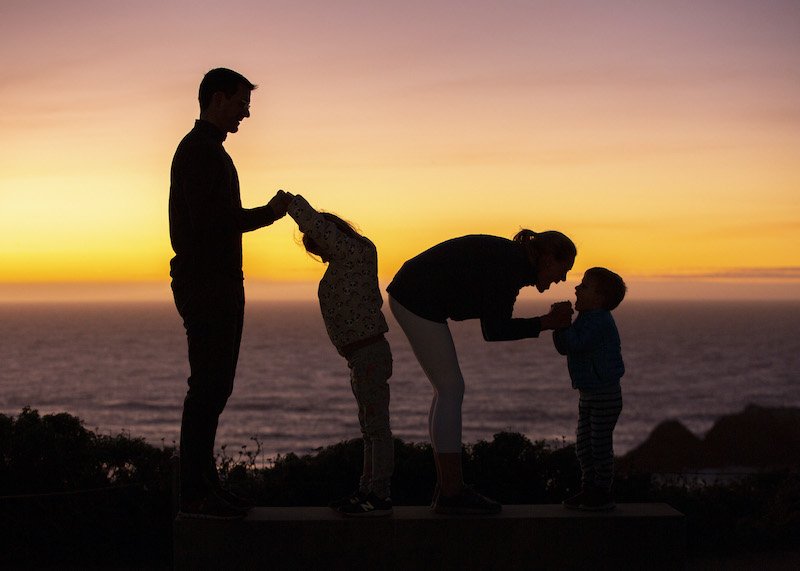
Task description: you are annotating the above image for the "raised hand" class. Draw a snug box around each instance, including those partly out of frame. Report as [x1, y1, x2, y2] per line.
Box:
[267, 189, 291, 218]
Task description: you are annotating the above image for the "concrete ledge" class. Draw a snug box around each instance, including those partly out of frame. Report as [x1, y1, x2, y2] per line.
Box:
[174, 503, 684, 570]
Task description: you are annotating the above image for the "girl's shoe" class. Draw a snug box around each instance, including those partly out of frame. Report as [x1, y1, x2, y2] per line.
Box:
[338, 493, 393, 517]
[328, 490, 367, 511]
[433, 486, 501, 515]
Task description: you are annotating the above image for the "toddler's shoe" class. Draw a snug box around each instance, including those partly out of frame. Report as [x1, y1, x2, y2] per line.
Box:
[578, 488, 615, 511]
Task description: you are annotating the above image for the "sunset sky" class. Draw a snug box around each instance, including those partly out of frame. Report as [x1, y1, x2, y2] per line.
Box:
[1, 0, 798, 302]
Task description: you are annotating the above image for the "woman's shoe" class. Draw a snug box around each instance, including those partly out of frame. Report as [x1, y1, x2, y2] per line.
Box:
[433, 486, 501, 515]
[561, 488, 590, 510]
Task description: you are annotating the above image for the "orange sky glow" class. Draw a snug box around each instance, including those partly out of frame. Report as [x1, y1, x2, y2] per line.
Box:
[1, 0, 798, 302]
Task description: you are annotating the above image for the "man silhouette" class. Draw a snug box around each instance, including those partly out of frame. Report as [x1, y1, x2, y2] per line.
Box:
[169, 67, 287, 519]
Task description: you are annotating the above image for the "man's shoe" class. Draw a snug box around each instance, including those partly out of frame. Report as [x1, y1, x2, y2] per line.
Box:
[338, 493, 393, 517]
[213, 486, 255, 511]
[433, 486, 502, 515]
[578, 488, 615, 511]
[178, 493, 247, 520]
[562, 488, 590, 510]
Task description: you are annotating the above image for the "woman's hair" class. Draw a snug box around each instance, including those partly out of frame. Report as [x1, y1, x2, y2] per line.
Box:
[513, 229, 577, 263]
[302, 213, 364, 261]
[584, 267, 627, 310]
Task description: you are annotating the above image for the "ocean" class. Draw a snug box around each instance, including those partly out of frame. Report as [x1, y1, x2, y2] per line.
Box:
[1, 299, 798, 460]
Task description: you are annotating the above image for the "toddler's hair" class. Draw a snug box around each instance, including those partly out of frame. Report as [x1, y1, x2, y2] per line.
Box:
[584, 267, 627, 310]
[302, 213, 363, 261]
[513, 229, 577, 263]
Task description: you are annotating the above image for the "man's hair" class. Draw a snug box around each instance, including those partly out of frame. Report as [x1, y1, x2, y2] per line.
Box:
[584, 267, 627, 310]
[198, 68, 257, 111]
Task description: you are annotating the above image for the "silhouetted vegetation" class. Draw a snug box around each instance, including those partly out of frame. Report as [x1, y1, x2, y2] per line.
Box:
[0, 407, 175, 568]
[1, 408, 798, 567]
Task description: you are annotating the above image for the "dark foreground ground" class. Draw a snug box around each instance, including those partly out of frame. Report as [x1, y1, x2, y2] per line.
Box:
[2, 405, 799, 568]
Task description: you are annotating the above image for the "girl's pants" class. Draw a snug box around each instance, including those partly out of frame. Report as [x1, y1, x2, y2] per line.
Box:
[347, 338, 394, 499]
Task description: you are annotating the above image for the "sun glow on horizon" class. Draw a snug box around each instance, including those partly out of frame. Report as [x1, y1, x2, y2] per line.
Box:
[1, 1, 798, 300]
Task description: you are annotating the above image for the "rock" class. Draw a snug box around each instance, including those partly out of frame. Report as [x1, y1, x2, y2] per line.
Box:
[702, 404, 800, 469]
[619, 405, 800, 473]
[618, 419, 703, 473]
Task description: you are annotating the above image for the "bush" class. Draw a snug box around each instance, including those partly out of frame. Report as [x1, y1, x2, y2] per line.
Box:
[0, 408, 175, 566]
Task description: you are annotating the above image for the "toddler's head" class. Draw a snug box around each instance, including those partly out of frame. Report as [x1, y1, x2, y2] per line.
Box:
[575, 267, 626, 312]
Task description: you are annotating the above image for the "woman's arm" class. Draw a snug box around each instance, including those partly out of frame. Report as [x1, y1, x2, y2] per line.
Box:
[481, 302, 572, 341]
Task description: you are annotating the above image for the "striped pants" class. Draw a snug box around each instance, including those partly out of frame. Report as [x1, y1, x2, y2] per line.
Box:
[575, 386, 623, 491]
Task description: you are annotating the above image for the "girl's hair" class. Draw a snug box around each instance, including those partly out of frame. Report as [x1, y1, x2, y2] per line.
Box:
[301, 213, 364, 261]
[513, 229, 577, 263]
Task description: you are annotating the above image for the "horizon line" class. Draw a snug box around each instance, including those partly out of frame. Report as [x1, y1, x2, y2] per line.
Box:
[0, 275, 799, 303]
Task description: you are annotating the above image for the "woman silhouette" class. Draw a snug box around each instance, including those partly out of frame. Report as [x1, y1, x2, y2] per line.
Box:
[387, 230, 576, 514]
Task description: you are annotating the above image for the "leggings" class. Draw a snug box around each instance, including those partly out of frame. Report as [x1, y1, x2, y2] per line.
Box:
[389, 297, 464, 453]
[576, 386, 623, 491]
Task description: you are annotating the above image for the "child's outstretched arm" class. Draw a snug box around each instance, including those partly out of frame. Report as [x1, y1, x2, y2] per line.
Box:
[286, 194, 360, 261]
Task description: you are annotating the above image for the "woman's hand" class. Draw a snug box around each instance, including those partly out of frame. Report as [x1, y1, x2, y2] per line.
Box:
[540, 301, 573, 330]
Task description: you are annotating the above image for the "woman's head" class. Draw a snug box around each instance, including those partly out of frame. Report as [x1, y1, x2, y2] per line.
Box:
[514, 229, 577, 292]
[302, 213, 363, 262]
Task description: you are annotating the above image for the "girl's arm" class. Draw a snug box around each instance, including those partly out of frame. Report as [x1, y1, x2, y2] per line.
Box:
[286, 195, 360, 261]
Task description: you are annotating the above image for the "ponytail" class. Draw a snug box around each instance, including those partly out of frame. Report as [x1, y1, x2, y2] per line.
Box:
[514, 228, 576, 263]
[513, 229, 537, 243]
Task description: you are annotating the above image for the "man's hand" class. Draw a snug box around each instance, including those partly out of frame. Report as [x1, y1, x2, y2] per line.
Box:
[267, 190, 292, 218]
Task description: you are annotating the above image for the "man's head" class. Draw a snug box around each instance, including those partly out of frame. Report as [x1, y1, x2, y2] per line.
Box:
[198, 68, 257, 134]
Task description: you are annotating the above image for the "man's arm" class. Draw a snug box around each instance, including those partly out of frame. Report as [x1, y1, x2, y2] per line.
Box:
[239, 190, 289, 232]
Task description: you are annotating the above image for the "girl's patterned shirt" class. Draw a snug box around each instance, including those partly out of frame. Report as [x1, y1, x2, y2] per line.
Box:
[288, 195, 389, 354]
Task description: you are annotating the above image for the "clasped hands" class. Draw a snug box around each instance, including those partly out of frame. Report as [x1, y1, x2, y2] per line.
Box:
[541, 300, 574, 330]
[267, 189, 295, 219]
